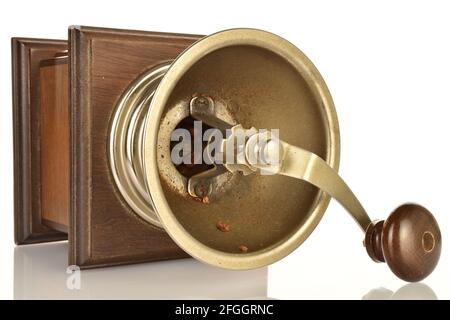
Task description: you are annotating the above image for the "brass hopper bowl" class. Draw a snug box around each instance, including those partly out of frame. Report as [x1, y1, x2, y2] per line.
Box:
[109, 29, 441, 282]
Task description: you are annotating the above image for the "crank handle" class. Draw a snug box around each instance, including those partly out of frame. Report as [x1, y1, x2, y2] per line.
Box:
[226, 129, 442, 282]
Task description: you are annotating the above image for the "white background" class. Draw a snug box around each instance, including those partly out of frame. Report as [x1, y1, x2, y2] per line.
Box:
[1, 0, 449, 299]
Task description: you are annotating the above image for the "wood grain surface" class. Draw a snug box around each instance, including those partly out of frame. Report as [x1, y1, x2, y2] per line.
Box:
[40, 58, 70, 233]
[69, 26, 202, 268]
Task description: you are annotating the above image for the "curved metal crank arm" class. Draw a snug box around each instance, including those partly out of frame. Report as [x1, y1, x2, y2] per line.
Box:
[278, 142, 371, 231]
[245, 133, 372, 232]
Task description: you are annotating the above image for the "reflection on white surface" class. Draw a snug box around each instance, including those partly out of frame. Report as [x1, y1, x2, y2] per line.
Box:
[363, 283, 437, 300]
[14, 242, 267, 300]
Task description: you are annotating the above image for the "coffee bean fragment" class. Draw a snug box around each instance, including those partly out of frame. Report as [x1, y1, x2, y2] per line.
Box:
[239, 245, 248, 253]
[216, 221, 230, 232]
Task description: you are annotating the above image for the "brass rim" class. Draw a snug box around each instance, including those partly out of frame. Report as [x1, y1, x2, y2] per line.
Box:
[144, 28, 340, 269]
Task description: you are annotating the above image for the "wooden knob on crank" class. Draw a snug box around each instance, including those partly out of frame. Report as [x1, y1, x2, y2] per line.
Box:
[364, 204, 441, 282]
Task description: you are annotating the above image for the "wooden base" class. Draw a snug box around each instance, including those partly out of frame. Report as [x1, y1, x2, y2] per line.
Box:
[12, 26, 203, 268]
[12, 38, 68, 244]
